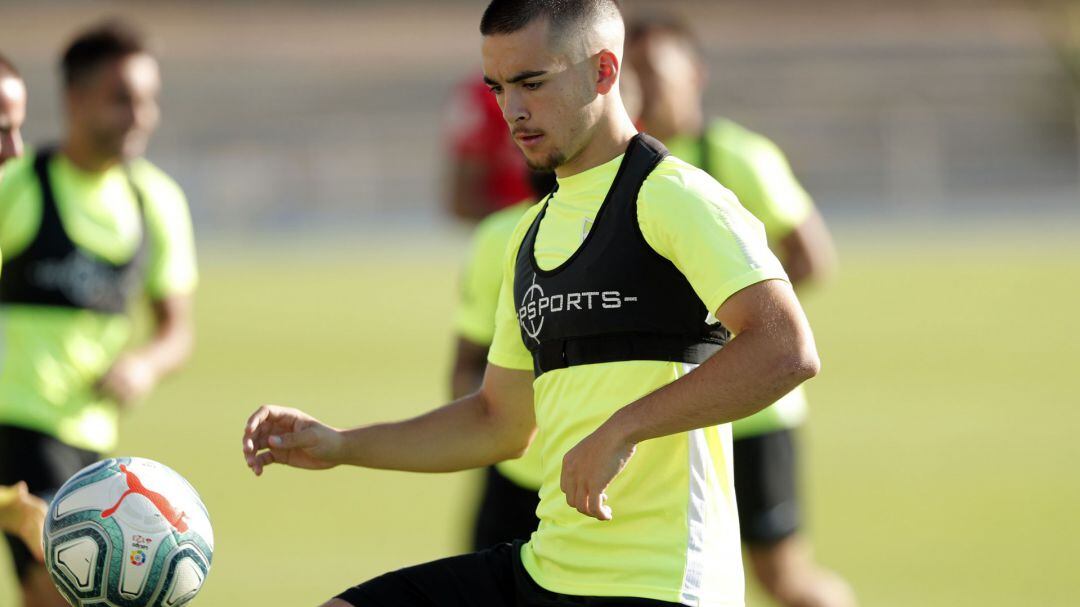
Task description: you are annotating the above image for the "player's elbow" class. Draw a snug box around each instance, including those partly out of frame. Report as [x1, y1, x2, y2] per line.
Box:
[779, 341, 820, 387]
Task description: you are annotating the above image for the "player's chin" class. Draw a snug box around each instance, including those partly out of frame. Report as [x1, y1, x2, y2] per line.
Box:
[523, 150, 560, 173]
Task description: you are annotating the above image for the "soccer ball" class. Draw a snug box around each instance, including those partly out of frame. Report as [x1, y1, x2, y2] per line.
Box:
[43, 457, 214, 607]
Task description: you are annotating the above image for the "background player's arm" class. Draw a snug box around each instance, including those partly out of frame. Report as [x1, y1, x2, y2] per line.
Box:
[243, 363, 536, 475]
[777, 207, 837, 289]
[98, 294, 195, 406]
[561, 278, 819, 520]
[0, 482, 47, 562]
[450, 337, 490, 399]
[445, 158, 494, 222]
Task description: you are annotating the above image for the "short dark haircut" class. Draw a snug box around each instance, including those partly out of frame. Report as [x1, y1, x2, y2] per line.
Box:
[61, 20, 149, 88]
[0, 53, 21, 79]
[480, 0, 622, 37]
[627, 12, 703, 59]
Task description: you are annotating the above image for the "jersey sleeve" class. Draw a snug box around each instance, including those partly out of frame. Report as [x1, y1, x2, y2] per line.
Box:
[455, 207, 522, 345]
[638, 158, 789, 315]
[711, 124, 813, 243]
[486, 205, 543, 372]
[0, 154, 42, 259]
[132, 162, 198, 300]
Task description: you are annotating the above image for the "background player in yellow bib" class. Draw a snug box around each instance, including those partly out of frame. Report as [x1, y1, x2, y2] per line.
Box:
[625, 14, 856, 607]
[0, 23, 198, 607]
[243, 1, 820, 605]
[0, 51, 50, 570]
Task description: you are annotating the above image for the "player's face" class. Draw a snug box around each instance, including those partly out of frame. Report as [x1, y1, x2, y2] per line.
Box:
[482, 19, 601, 172]
[0, 74, 27, 178]
[68, 53, 161, 162]
[626, 32, 703, 137]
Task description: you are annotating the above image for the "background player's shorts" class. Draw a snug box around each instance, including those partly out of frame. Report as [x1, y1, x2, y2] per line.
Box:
[0, 424, 101, 580]
[335, 541, 683, 606]
[733, 428, 801, 545]
[472, 466, 540, 551]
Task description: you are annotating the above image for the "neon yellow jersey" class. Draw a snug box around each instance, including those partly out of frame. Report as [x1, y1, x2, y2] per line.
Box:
[488, 153, 787, 605]
[455, 201, 543, 490]
[0, 150, 198, 453]
[667, 118, 814, 439]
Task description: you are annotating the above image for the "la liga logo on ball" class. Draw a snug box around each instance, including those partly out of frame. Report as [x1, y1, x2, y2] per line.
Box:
[42, 457, 214, 607]
[130, 549, 147, 566]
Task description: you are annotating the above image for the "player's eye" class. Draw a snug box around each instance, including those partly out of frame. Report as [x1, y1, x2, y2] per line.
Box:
[523, 81, 543, 91]
[488, 85, 503, 95]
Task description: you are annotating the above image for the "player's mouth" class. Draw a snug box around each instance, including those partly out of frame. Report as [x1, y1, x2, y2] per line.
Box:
[514, 131, 545, 148]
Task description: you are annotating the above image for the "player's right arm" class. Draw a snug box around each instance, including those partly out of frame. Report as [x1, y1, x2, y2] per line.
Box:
[242, 362, 536, 476]
[243, 206, 542, 477]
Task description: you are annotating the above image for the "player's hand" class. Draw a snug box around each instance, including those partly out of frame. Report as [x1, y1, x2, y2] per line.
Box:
[0, 482, 48, 562]
[560, 425, 636, 521]
[97, 354, 158, 408]
[242, 405, 343, 475]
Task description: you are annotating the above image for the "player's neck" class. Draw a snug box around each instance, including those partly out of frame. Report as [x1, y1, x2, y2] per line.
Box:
[61, 133, 120, 174]
[555, 111, 639, 179]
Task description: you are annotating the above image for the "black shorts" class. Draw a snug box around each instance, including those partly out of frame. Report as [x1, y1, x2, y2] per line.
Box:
[732, 428, 800, 545]
[472, 466, 541, 551]
[0, 424, 101, 580]
[335, 541, 682, 606]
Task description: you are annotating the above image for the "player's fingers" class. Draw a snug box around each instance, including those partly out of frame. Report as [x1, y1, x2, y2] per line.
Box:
[256, 451, 276, 471]
[243, 406, 272, 451]
[594, 492, 612, 521]
[584, 489, 601, 520]
[574, 483, 591, 516]
[268, 427, 319, 450]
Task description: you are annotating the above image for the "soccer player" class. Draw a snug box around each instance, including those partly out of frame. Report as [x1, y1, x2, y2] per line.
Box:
[243, 2, 821, 605]
[625, 14, 855, 607]
[0, 52, 48, 568]
[0, 53, 26, 177]
[0, 22, 198, 607]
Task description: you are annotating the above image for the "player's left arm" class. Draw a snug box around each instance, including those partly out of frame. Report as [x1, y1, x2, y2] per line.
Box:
[98, 294, 194, 406]
[560, 278, 818, 520]
[777, 208, 837, 288]
[98, 169, 197, 406]
[733, 133, 837, 289]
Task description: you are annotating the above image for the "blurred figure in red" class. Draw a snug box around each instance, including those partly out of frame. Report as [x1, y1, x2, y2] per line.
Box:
[441, 76, 535, 222]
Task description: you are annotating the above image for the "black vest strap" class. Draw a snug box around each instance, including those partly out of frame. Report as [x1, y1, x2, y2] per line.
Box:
[533, 333, 724, 375]
[514, 133, 731, 378]
[0, 147, 149, 314]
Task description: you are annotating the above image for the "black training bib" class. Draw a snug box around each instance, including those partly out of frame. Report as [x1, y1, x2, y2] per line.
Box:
[0, 147, 148, 315]
[513, 133, 730, 377]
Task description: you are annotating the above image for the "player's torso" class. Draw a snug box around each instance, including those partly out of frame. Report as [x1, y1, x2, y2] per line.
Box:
[0, 150, 151, 452]
[515, 144, 744, 605]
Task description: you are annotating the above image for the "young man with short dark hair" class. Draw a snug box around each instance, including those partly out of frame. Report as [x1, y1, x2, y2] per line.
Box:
[244, 3, 820, 605]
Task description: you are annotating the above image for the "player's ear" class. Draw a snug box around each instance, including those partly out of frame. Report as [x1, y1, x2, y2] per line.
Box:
[596, 50, 619, 95]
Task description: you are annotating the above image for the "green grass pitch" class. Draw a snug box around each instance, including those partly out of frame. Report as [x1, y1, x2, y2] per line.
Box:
[2, 225, 1077, 606]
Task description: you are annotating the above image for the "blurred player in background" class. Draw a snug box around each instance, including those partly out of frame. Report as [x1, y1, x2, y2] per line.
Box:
[0, 51, 49, 571]
[442, 75, 535, 222]
[0, 22, 198, 607]
[626, 13, 854, 607]
[450, 67, 641, 552]
[0, 53, 27, 177]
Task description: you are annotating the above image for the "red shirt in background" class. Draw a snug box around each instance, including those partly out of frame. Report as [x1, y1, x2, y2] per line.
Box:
[444, 76, 533, 217]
